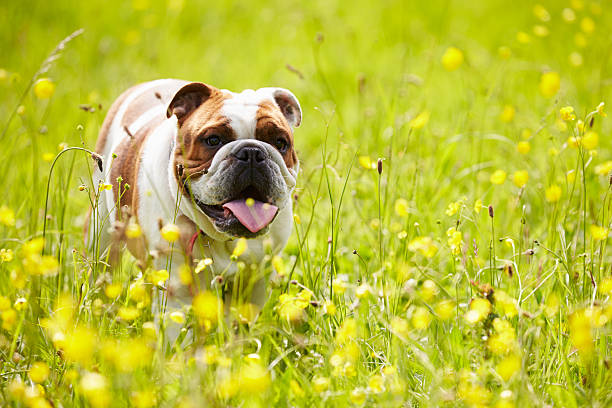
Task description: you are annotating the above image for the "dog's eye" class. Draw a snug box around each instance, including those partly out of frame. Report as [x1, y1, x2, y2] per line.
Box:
[274, 137, 288, 153]
[205, 135, 222, 147]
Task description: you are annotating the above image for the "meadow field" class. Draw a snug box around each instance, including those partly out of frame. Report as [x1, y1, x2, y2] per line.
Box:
[1, 0, 612, 406]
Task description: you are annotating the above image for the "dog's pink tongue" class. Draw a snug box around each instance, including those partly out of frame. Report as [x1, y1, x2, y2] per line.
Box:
[222, 199, 278, 233]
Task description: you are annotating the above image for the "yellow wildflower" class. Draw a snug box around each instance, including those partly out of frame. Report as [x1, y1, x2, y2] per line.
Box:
[232, 237, 247, 258]
[350, 388, 367, 405]
[539, 72, 560, 98]
[170, 311, 185, 324]
[409, 111, 430, 129]
[590, 225, 608, 241]
[516, 31, 531, 44]
[599, 277, 612, 295]
[34, 78, 55, 99]
[580, 17, 595, 34]
[193, 291, 222, 328]
[499, 105, 515, 122]
[407, 236, 438, 258]
[533, 4, 550, 21]
[29, 361, 50, 383]
[411, 307, 432, 330]
[394, 198, 409, 217]
[358, 156, 376, 170]
[1, 308, 17, 330]
[312, 376, 330, 393]
[582, 131, 598, 150]
[160, 223, 180, 242]
[490, 170, 507, 185]
[441, 46, 464, 71]
[559, 106, 575, 121]
[0, 206, 15, 226]
[447, 227, 463, 255]
[336, 318, 357, 344]
[474, 198, 483, 213]
[118, 306, 140, 321]
[517, 141, 530, 154]
[496, 354, 521, 381]
[80, 372, 109, 408]
[545, 185, 562, 202]
[512, 170, 529, 188]
[596, 102, 606, 117]
[435, 300, 455, 320]
[595, 161, 612, 176]
[125, 222, 142, 239]
[569, 52, 583, 67]
[566, 170, 576, 184]
[238, 362, 271, 394]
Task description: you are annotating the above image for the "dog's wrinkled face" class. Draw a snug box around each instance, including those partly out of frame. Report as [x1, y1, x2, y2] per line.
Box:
[166, 82, 300, 239]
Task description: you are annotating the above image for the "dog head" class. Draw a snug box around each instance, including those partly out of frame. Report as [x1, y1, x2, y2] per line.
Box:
[166, 82, 301, 241]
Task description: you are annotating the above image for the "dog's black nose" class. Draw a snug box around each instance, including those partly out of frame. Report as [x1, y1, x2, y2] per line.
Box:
[233, 146, 266, 164]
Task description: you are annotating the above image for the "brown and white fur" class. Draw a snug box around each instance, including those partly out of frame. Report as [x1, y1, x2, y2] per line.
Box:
[90, 79, 301, 311]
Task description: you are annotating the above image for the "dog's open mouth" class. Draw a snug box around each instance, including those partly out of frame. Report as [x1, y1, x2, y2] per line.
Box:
[195, 186, 278, 234]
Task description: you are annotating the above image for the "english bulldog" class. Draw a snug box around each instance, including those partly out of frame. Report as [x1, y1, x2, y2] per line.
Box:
[90, 79, 301, 312]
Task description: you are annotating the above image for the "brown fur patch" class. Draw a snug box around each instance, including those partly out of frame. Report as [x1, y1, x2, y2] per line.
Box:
[110, 116, 165, 216]
[95, 84, 143, 153]
[173, 88, 234, 188]
[255, 100, 297, 168]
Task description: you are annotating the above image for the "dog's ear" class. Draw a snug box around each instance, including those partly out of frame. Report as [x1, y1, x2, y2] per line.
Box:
[261, 88, 302, 128]
[167, 82, 213, 124]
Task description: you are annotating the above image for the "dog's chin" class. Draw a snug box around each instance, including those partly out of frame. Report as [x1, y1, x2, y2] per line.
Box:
[195, 200, 272, 239]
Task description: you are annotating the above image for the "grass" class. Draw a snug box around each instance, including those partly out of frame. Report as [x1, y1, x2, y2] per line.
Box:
[1, 0, 612, 406]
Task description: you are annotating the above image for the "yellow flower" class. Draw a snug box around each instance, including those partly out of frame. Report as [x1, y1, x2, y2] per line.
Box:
[80, 373, 109, 408]
[441, 46, 464, 71]
[474, 198, 483, 213]
[409, 111, 430, 129]
[533, 25, 549, 37]
[411, 307, 432, 330]
[590, 225, 608, 241]
[465, 298, 491, 324]
[407, 236, 438, 258]
[566, 170, 576, 184]
[419, 279, 438, 301]
[516, 141, 531, 154]
[582, 131, 598, 150]
[29, 362, 50, 384]
[64, 326, 96, 365]
[394, 198, 409, 217]
[562, 7, 576, 22]
[490, 169, 507, 185]
[271, 255, 285, 277]
[580, 17, 595, 34]
[238, 362, 271, 394]
[559, 106, 576, 121]
[0, 206, 15, 226]
[169, 311, 185, 324]
[0, 248, 13, 262]
[569, 309, 594, 355]
[391, 316, 409, 337]
[595, 161, 612, 176]
[435, 300, 455, 320]
[445, 200, 461, 216]
[34, 78, 55, 99]
[290, 380, 305, 397]
[349, 388, 367, 405]
[358, 155, 376, 170]
[104, 283, 122, 299]
[512, 170, 529, 188]
[312, 376, 330, 393]
[148, 269, 169, 287]
[118, 306, 140, 321]
[495, 291, 517, 317]
[160, 223, 180, 242]
[125, 222, 142, 239]
[533, 4, 550, 21]
[336, 318, 357, 344]
[192, 291, 222, 327]
[42, 152, 54, 162]
[447, 227, 463, 255]
[539, 72, 560, 98]
[368, 374, 385, 394]
[596, 102, 606, 117]
[496, 354, 521, 381]
[1, 308, 17, 330]
[599, 277, 612, 295]
[232, 237, 248, 258]
[194, 257, 213, 274]
[516, 31, 531, 44]
[545, 185, 562, 202]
